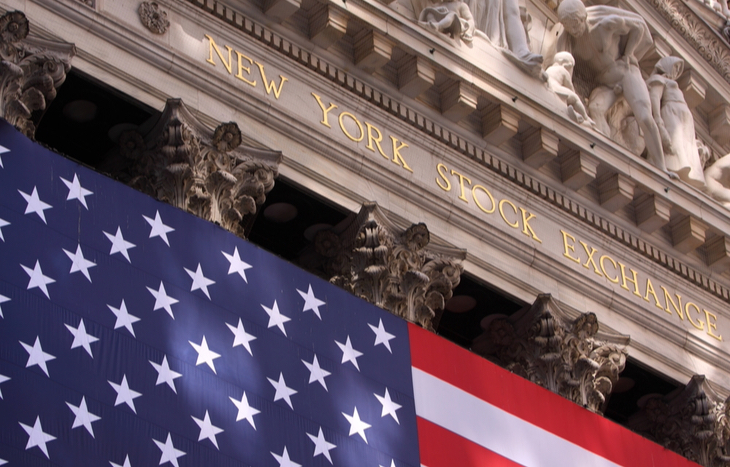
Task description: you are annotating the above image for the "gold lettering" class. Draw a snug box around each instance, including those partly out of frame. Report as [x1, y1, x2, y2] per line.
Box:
[643, 278, 663, 309]
[519, 209, 542, 243]
[661, 287, 685, 320]
[619, 263, 642, 298]
[704, 310, 723, 341]
[338, 112, 364, 142]
[499, 199, 519, 229]
[365, 123, 388, 159]
[436, 163, 451, 192]
[685, 302, 705, 331]
[579, 242, 602, 276]
[561, 230, 580, 264]
[256, 62, 287, 99]
[312, 93, 337, 128]
[205, 35, 233, 74]
[390, 136, 413, 172]
[472, 185, 496, 214]
[600, 255, 619, 283]
[234, 51, 257, 86]
[450, 170, 471, 203]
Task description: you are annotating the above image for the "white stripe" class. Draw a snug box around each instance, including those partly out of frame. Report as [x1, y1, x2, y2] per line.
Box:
[412, 367, 622, 467]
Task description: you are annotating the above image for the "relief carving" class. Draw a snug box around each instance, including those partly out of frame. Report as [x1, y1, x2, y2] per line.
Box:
[629, 375, 730, 467]
[472, 294, 629, 414]
[111, 99, 281, 238]
[138, 1, 171, 35]
[0, 11, 75, 138]
[300, 202, 465, 330]
[418, 0, 476, 43]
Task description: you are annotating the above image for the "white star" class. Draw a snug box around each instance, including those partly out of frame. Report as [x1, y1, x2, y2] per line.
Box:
[222, 247, 252, 282]
[369, 319, 396, 353]
[21, 260, 55, 299]
[153, 433, 185, 467]
[271, 447, 301, 467]
[143, 210, 174, 246]
[149, 355, 182, 393]
[109, 375, 142, 413]
[19, 416, 55, 458]
[302, 355, 331, 391]
[0, 458, 6, 465]
[227, 318, 256, 355]
[65, 319, 99, 357]
[380, 461, 398, 467]
[185, 263, 215, 300]
[0, 217, 9, 241]
[21, 336, 55, 377]
[262, 300, 291, 336]
[107, 300, 140, 337]
[230, 391, 260, 429]
[147, 282, 179, 319]
[109, 454, 132, 467]
[335, 336, 363, 371]
[0, 373, 9, 399]
[63, 245, 96, 282]
[307, 427, 336, 464]
[375, 388, 402, 424]
[0, 144, 9, 168]
[297, 284, 326, 319]
[66, 396, 101, 437]
[342, 407, 371, 443]
[60, 174, 93, 209]
[19, 187, 52, 223]
[268, 372, 297, 409]
[192, 410, 224, 449]
[103, 227, 135, 262]
[189, 336, 220, 373]
[0, 293, 9, 318]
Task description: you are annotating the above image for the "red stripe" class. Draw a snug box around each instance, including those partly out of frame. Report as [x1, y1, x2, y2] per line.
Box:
[409, 323, 699, 467]
[417, 417, 524, 467]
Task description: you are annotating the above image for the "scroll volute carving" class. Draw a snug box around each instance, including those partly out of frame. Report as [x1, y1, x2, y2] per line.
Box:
[472, 294, 629, 414]
[0, 11, 75, 138]
[302, 202, 465, 330]
[115, 98, 282, 238]
[629, 375, 730, 467]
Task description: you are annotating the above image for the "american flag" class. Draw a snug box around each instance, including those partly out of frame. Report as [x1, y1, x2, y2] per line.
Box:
[0, 119, 700, 467]
[0, 118, 418, 467]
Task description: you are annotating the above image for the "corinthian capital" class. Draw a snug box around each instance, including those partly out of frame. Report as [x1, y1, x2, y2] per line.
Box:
[472, 294, 629, 414]
[301, 202, 466, 329]
[113, 98, 281, 238]
[0, 11, 75, 138]
[629, 375, 730, 466]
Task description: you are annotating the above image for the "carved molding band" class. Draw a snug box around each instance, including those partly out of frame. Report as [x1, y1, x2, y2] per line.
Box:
[472, 294, 629, 414]
[0, 11, 75, 138]
[650, 0, 730, 84]
[629, 375, 730, 466]
[300, 202, 466, 330]
[111, 98, 282, 238]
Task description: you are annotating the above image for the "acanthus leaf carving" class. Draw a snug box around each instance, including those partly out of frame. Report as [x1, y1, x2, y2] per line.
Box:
[301, 202, 465, 330]
[629, 375, 730, 467]
[472, 294, 629, 414]
[112, 98, 281, 238]
[0, 10, 75, 138]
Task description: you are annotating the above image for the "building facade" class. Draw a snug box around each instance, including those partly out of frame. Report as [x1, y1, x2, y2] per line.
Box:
[1, 0, 730, 463]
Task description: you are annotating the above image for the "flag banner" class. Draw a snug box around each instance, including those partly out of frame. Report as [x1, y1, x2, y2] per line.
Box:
[0, 119, 699, 467]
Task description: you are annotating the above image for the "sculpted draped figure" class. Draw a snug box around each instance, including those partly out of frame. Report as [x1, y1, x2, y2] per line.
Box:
[545, 0, 676, 179]
[467, 0, 543, 76]
[647, 57, 706, 188]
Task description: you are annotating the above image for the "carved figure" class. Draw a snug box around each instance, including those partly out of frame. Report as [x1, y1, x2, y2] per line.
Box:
[705, 152, 730, 208]
[647, 57, 706, 188]
[546, 51, 595, 127]
[546, 0, 675, 179]
[418, 0, 476, 42]
[467, 0, 543, 76]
